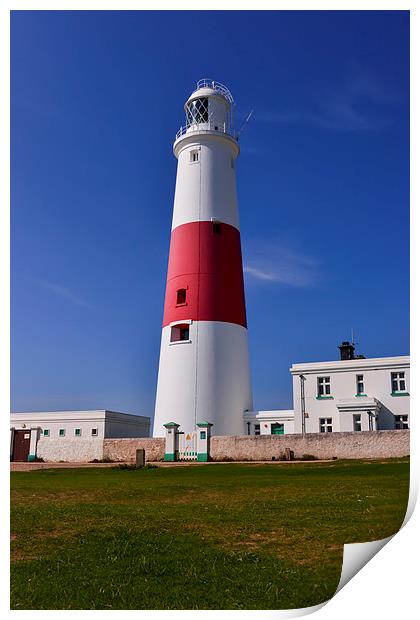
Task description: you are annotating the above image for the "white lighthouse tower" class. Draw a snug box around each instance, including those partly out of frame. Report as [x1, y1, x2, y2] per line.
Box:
[153, 79, 253, 438]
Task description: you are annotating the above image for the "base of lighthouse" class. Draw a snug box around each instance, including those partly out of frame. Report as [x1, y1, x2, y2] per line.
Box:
[153, 321, 252, 437]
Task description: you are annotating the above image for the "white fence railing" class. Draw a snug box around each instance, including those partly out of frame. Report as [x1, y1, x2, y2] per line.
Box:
[196, 79, 234, 103]
[175, 122, 236, 141]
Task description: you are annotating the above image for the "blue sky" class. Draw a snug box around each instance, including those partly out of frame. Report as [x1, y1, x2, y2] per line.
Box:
[11, 10, 409, 415]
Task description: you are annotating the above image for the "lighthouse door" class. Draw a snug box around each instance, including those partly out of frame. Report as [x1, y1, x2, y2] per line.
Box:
[177, 431, 197, 461]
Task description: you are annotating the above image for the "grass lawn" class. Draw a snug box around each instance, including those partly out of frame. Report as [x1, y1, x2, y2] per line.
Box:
[11, 458, 409, 610]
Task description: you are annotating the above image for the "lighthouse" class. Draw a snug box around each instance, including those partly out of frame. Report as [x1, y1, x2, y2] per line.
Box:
[153, 79, 253, 438]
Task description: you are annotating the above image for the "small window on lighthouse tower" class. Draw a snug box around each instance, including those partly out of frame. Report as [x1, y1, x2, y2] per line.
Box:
[170, 324, 190, 343]
[190, 150, 199, 163]
[212, 221, 222, 235]
[176, 289, 187, 305]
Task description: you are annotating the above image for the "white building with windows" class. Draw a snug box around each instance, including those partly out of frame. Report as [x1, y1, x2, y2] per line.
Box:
[243, 410, 295, 436]
[244, 343, 410, 436]
[10, 410, 150, 462]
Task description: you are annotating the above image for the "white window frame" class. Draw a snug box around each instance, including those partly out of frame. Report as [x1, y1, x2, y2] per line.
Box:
[254, 423, 261, 436]
[317, 376, 331, 397]
[353, 414, 362, 432]
[74, 428, 82, 437]
[59, 428, 66, 437]
[169, 320, 193, 345]
[91, 428, 98, 437]
[356, 374, 365, 395]
[394, 415, 409, 430]
[391, 372, 406, 393]
[319, 418, 333, 433]
[190, 150, 199, 164]
[43, 429, 50, 437]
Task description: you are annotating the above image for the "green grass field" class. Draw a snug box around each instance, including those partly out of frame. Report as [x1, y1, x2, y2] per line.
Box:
[11, 459, 409, 610]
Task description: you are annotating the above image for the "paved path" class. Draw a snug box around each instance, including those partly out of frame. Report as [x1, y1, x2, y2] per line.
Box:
[11, 459, 330, 471]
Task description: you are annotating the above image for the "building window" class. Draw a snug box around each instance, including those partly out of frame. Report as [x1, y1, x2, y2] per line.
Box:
[353, 414, 362, 432]
[212, 221, 222, 235]
[170, 324, 190, 343]
[75, 428, 82, 437]
[190, 150, 199, 163]
[254, 424, 261, 436]
[391, 372, 406, 393]
[394, 415, 409, 430]
[319, 418, 333, 433]
[176, 288, 187, 305]
[317, 377, 331, 397]
[200, 430, 206, 440]
[59, 428, 65, 437]
[43, 429, 50, 437]
[271, 423, 284, 435]
[356, 375, 364, 395]
[91, 428, 98, 436]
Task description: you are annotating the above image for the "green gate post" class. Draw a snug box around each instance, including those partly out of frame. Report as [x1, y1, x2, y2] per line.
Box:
[163, 422, 179, 461]
[196, 422, 213, 462]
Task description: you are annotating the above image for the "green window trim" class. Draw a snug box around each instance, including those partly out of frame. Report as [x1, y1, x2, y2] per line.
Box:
[355, 393, 367, 397]
[390, 391, 410, 397]
[316, 396, 334, 400]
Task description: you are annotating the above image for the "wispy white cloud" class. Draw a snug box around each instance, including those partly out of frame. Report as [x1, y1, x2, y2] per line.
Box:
[243, 241, 323, 288]
[257, 69, 398, 132]
[36, 280, 92, 309]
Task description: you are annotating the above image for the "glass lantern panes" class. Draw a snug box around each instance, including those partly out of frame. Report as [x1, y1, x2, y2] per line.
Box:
[186, 97, 209, 126]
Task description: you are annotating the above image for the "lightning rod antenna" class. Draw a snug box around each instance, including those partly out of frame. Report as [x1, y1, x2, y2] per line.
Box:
[237, 109, 254, 138]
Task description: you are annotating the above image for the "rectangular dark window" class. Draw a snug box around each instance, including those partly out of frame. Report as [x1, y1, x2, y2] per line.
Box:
[254, 424, 260, 436]
[170, 324, 190, 342]
[190, 150, 199, 163]
[394, 415, 409, 430]
[391, 372, 406, 393]
[59, 429, 65, 437]
[356, 375, 364, 395]
[317, 377, 331, 397]
[320, 418, 333, 433]
[176, 289, 187, 305]
[75, 428, 81, 437]
[353, 414, 362, 432]
[91, 428, 98, 436]
[43, 429, 50, 437]
[212, 221, 222, 235]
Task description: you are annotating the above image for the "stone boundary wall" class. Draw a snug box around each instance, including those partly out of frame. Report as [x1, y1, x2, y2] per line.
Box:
[101, 431, 409, 463]
[103, 438, 165, 462]
[210, 430, 410, 461]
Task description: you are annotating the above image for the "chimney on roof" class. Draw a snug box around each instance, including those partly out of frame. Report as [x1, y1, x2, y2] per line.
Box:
[338, 341, 355, 361]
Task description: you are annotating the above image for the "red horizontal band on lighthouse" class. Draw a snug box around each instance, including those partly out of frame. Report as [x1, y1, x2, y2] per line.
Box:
[163, 221, 247, 328]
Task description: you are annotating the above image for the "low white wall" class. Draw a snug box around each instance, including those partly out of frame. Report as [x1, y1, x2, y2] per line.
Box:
[36, 438, 104, 462]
